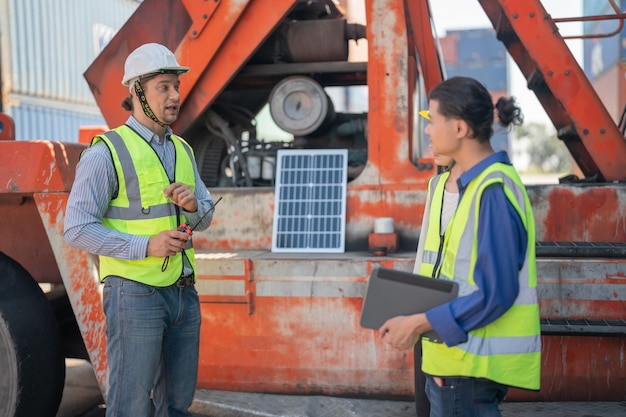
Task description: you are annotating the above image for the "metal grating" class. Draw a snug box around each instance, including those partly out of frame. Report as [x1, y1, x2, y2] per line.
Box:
[536, 241, 626, 258]
[541, 318, 626, 335]
[272, 149, 348, 253]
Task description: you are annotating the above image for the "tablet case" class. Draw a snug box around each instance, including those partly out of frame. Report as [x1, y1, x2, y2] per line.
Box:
[359, 267, 459, 342]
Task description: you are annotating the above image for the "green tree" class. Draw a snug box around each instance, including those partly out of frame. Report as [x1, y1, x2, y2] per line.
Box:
[515, 122, 571, 173]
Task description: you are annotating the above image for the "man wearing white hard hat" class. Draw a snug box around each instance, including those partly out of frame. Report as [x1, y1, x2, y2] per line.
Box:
[64, 43, 215, 417]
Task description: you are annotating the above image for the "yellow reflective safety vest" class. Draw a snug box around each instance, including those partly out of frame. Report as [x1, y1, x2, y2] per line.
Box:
[418, 171, 450, 278]
[422, 162, 541, 391]
[94, 125, 197, 286]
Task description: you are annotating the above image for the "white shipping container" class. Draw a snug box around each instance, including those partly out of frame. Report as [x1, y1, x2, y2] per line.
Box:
[0, 0, 140, 140]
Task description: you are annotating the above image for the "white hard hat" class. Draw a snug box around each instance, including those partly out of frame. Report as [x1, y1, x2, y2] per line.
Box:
[122, 43, 189, 86]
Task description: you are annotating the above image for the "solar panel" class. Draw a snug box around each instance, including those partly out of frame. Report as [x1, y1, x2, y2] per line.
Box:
[272, 149, 348, 253]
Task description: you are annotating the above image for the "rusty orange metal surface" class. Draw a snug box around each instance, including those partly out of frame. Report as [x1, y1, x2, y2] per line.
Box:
[0, 139, 108, 396]
[191, 184, 431, 252]
[0, 113, 15, 141]
[175, 0, 300, 133]
[0, 141, 83, 194]
[479, 0, 626, 181]
[538, 258, 626, 319]
[3, 0, 624, 405]
[404, 0, 444, 94]
[84, 0, 301, 136]
[179, 0, 626, 396]
[509, 336, 626, 402]
[192, 253, 626, 401]
[196, 184, 626, 253]
[78, 126, 108, 145]
[527, 185, 626, 242]
[195, 253, 416, 397]
[0, 141, 85, 283]
[35, 193, 109, 397]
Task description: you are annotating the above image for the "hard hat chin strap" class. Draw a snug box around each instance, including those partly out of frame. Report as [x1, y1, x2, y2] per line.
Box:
[133, 80, 167, 127]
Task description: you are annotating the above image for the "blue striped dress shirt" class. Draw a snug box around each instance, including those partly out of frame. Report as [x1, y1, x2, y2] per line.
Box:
[64, 116, 213, 261]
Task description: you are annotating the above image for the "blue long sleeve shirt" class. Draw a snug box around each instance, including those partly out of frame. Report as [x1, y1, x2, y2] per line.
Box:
[425, 151, 528, 346]
[64, 116, 213, 261]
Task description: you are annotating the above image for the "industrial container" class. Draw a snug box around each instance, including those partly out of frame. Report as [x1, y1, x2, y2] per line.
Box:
[0, 0, 140, 141]
[456, 28, 507, 63]
[436, 28, 510, 151]
[582, 0, 626, 122]
[443, 28, 508, 92]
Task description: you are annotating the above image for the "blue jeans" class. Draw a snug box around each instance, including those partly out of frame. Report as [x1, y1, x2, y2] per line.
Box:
[425, 376, 508, 417]
[103, 276, 201, 417]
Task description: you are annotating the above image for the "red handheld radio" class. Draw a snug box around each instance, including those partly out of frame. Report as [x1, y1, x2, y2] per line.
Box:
[162, 196, 223, 272]
[177, 196, 223, 239]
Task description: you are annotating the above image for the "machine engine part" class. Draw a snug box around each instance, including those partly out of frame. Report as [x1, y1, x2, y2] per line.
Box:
[251, 18, 367, 65]
[269, 76, 336, 136]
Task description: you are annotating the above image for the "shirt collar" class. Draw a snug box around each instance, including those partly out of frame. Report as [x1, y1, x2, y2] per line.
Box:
[126, 115, 173, 144]
[458, 151, 511, 191]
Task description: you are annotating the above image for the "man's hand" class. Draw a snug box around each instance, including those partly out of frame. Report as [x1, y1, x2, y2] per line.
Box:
[379, 313, 431, 351]
[164, 182, 197, 212]
[147, 229, 190, 258]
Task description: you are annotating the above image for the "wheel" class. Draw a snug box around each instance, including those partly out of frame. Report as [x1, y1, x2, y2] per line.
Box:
[0, 252, 65, 417]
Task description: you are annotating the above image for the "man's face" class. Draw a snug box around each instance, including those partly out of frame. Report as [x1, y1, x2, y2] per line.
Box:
[140, 73, 181, 125]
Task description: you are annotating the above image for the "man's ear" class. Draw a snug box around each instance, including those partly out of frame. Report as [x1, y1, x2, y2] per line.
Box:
[455, 119, 471, 139]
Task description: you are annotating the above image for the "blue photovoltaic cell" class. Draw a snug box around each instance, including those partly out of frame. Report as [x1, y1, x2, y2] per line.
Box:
[271, 149, 348, 253]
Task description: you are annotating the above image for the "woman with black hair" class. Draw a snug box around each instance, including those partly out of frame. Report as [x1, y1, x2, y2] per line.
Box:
[381, 76, 541, 417]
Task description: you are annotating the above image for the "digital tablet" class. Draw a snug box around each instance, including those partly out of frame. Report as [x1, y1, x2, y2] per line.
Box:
[359, 267, 459, 342]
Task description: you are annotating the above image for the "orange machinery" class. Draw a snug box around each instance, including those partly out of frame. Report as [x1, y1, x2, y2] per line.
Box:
[0, 1, 625, 415]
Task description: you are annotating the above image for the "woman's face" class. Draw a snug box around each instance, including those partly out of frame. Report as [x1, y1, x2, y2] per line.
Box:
[424, 99, 461, 161]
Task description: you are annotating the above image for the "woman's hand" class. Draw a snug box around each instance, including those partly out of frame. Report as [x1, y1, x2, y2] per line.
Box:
[379, 313, 432, 350]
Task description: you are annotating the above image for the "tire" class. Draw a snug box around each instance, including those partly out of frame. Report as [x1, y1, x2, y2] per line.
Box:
[0, 252, 65, 417]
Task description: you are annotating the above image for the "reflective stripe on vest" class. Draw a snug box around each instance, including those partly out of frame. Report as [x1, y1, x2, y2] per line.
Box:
[95, 126, 197, 286]
[422, 163, 541, 391]
[419, 172, 449, 277]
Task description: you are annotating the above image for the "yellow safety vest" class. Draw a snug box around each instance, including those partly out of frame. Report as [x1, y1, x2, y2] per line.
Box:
[94, 125, 197, 286]
[418, 171, 449, 277]
[422, 162, 541, 390]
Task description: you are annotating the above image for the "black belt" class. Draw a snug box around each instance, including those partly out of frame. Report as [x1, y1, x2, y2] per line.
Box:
[175, 275, 195, 288]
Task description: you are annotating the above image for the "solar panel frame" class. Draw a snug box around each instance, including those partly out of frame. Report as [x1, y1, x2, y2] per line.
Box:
[271, 149, 348, 253]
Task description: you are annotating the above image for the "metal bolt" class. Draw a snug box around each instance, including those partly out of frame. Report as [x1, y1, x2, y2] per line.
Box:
[600, 128, 606, 134]
[564, 70, 570, 76]
[583, 129, 589, 135]
[547, 71, 553, 76]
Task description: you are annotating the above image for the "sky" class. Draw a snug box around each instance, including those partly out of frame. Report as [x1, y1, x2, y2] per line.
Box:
[429, 0, 584, 124]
